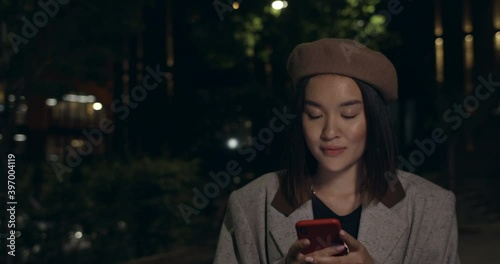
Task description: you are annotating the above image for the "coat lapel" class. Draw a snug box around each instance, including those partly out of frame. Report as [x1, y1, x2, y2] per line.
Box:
[358, 180, 408, 263]
[358, 200, 408, 263]
[268, 188, 314, 257]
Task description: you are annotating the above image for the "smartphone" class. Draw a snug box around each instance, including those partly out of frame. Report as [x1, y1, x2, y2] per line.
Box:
[295, 218, 348, 255]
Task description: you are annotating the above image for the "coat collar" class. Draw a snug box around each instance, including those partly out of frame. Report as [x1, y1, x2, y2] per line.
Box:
[268, 176, 407, 263]
[271, 178, 406, 216]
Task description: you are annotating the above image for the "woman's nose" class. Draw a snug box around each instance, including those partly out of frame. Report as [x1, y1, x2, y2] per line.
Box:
[320, 118, 340, 141]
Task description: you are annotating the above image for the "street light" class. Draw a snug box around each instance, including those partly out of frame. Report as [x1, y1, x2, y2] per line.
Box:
[93, 102, 103, 111]
[227, 138, 239, 149]
[13, 134, 27, 142]
[45, 98, 57, 106]
[271, 1, 288, 10]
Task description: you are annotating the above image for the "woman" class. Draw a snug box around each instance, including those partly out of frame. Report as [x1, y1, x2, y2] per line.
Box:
[214, 38, 460, 264]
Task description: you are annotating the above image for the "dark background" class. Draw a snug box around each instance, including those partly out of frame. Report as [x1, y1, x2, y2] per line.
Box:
[1, 0, 499, 263]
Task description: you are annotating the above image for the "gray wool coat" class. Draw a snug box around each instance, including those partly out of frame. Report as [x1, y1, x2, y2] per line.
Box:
[214, 170, 461, 264]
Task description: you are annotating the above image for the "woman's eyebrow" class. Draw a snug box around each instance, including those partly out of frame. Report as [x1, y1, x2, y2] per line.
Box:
[304, 100, 322, 108]
[338, 99, 362, 107]
[304, 99, 362, 108]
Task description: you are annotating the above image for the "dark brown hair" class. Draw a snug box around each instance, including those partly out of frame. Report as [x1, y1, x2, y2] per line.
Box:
[279, 74, 398, 207]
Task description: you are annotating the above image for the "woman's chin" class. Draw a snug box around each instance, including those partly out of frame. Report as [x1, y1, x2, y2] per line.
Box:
[317, 163, 347, 173]
[316, 158, 359, 174]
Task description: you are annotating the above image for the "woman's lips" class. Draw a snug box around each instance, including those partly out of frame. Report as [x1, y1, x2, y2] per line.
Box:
[321, 147, 346, 157]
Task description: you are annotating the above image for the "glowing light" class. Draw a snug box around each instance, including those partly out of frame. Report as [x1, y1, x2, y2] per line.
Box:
[272, 1, 284, 10]
[93, 102, 103, 111]
[118, 221, 127, 229]
[232, 2, 239, 10]
[75, 231, 82, 239]
[48, 154, 58, 161]
[71, 139, 83, 148]
[45, 98, 58, 106]
[435, 38, 444, 83]
[13, 134, 26, 142]
[227, 138, 239, 149]
[18, 104, 28, 112]
[465, 34, 473, 42]
[496, 31, 500, 39]
[62, 94, 96, 103]
[435, 28, 443, 36]
[434, 0, 443, 36]
[233, 176, 241, 184]
[8, 95, 15, 102]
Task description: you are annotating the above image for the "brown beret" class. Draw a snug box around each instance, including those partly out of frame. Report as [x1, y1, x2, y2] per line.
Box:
[287, 38, 398, 104]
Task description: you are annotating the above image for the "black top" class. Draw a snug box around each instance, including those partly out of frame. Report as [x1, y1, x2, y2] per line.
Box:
[312, 193, 362, 239]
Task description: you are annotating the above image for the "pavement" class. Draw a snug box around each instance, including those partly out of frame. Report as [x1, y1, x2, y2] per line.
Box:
[455, 178, 500, 264]
[453, 114, 500, 263]
[458, 222, 500, 264]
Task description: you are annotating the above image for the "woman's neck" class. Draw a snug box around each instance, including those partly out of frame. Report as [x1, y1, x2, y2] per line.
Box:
[312, 162, 361, 198]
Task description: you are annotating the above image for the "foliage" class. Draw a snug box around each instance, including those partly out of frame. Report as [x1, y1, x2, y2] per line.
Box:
[190, 0, 401, 69]
[15, 155, 206, 263]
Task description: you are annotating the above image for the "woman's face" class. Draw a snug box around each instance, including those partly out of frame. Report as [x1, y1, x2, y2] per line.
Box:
[302, 74, 367, 174]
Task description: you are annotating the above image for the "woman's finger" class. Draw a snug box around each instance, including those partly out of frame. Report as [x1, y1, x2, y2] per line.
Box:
[307, 244, 346, 257]
[288, 239, 310, 258]
[339, 230, 361, 251]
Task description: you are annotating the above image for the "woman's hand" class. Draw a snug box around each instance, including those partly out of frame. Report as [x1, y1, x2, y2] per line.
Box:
[286, 239, 343, 264]
[302, 230, 375, 264]
[285, 239, 307, 264]
[285, 239, 315, 264]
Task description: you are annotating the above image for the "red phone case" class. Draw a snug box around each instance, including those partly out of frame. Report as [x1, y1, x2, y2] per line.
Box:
[295, 218, 348, 255]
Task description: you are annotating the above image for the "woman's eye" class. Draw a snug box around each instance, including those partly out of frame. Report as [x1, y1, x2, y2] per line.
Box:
[307, 113, 322, 119]
[342, 115, 357, 119]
